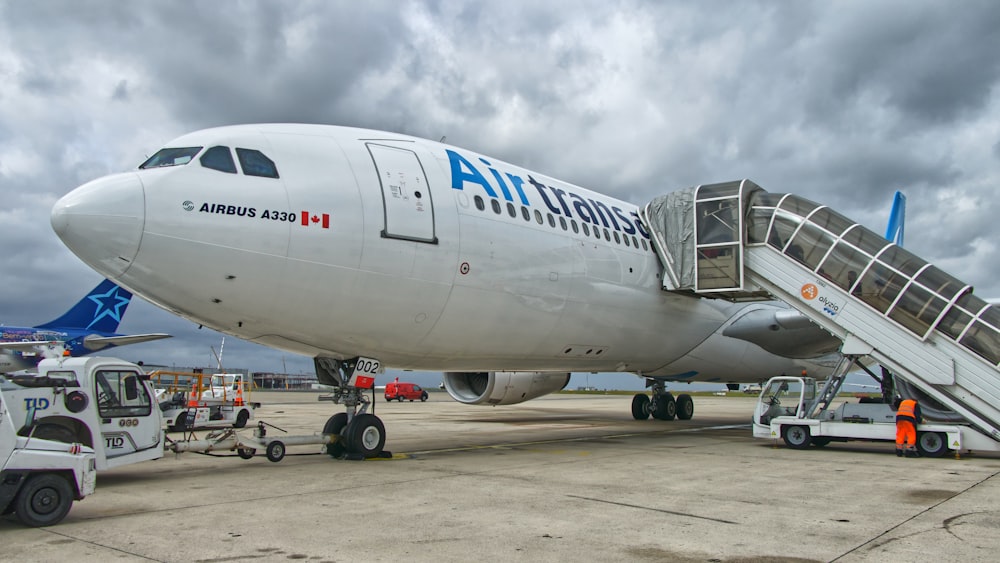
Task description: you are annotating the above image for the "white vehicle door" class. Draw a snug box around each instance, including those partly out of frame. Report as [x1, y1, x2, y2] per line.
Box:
[93, 369, 160, 458]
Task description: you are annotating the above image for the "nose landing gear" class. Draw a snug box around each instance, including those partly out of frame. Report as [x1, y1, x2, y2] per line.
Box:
[315, 357, 391, 459]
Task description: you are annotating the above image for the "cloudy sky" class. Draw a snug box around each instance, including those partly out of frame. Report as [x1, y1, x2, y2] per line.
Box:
[1, 1, 998, 387]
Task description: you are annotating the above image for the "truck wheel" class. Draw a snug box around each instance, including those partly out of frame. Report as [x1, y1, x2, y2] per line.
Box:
[15, 473, 73, 527]
[32, 424, 76, 444]
[233, 409, 250, 429]
[917, 431, 947, 458]
[675, 394, 694, 420]
[631, 394, 650, 420]
[346, 414, 386, 458]
[323, 413, 349, 458]
[266, 441, 286, 463]
[237, 448, 256, 459]
[420, 393, 428, 402]
[782, 425, 812, 450]
[398, 396, 404, 402]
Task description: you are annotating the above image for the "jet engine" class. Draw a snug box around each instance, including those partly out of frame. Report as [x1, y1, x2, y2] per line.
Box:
[443, 371, 571, 405]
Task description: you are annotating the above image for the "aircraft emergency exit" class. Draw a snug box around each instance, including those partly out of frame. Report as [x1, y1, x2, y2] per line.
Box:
[0, 279, 171, 373]
[50, 124, 839, 457]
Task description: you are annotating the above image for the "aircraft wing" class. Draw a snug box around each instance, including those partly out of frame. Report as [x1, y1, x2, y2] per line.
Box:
[722, 307, 842, 359]
[82, 333, 172, 351]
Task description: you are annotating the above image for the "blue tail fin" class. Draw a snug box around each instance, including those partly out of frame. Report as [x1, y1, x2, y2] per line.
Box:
[35, 280, 134, 333]
[885, 191, 906, 246]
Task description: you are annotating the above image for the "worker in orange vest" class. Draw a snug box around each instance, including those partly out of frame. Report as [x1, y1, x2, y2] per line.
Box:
[893, 397, 922, 457]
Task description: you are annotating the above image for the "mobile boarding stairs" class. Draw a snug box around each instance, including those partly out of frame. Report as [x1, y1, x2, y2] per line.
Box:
[640, 180, 1000, 450]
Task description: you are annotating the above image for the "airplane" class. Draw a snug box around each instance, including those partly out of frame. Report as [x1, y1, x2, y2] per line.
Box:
[0, 279, 171, 373]
[50, 123, 845, 457]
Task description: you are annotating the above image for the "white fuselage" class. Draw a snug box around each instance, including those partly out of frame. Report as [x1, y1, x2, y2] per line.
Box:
[51, 124, 823, 382]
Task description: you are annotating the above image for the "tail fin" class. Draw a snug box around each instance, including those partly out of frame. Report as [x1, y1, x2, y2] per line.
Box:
[35, 279, 134, 333]
[884, 190, 906, 246]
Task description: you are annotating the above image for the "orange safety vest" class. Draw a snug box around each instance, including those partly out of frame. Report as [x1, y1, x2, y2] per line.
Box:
[897, 399, 917, 422]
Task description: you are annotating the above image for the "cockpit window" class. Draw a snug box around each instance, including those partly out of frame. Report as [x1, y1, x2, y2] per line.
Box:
[200, 146, 237, 174]
[139, 147, 202, 169]
[236, 148, 279, 179]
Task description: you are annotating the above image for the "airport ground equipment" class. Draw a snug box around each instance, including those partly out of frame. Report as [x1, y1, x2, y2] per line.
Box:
[641, 180, 1000, 446]
[150, 371, 259, 431]
[750, 366, 1000, 456]
[2, 357, 356, 468]
[0, 376, 97, 526]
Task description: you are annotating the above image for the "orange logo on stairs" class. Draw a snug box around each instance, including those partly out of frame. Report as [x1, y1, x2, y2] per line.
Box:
[800, 283, 818, 300]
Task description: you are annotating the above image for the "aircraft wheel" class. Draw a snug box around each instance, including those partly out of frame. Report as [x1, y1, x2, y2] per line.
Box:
[651, 393, 676, 421]
[233, 409, 250, 428]
[266, 440, 286, 463]
[346, 414, 386, 458]
[14, 473, 73, 527]
[917, 431, 947, 458]
[631, 394, 650, 420]
[237, 447, 256, 460]
[675, 394, 694, 420]
[323, 413, 350, 458]
[782, 425, 812, 449]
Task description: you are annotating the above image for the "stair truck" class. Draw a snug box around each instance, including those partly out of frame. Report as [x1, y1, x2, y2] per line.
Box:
[751, 359, 1000, 457]
[1, 376, 97, 526]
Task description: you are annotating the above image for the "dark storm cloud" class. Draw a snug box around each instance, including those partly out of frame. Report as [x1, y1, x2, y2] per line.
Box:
[1, 0, 998, 374]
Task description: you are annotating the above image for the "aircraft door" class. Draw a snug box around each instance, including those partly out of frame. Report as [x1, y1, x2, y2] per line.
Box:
[367, 143, 438, 244]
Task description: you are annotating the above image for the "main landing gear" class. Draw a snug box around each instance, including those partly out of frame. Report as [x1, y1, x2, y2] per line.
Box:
[631, 379, 694, 421]
[315, 357, 389, 459]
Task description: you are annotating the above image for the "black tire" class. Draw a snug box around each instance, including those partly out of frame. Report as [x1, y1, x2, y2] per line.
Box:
[651, 393, 676, 421]
[233, 409, 250, 429]
[266, 440, 286, 463]
[398, 396, 404, 402]
[782, 425, 812, 449]
[237, 447, 256, 460]
[385, 397, 392, 402]
[345, 414, 386, 458]
[917, 431, 947, 458]
[323, 413, 350, 458]
[811, 437, 832, 448]
[420, 393, 428, 402]
[631, 394, 650, 420]
[32, 424, 76, 444]
[14, 473, 74, 527]
[675, 394, 694, 421]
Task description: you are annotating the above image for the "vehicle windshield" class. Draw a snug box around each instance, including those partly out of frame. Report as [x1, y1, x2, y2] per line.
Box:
[140, 147, 202, 169]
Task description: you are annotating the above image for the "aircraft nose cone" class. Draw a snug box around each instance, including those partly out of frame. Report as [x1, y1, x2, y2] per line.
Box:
[51, 172, 144, 278]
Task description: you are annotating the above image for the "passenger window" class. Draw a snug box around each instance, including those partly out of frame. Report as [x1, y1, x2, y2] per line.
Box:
[571, 220, 579, 234]
[582, 223, 590, 236]
[200, 146, 237, 174]
[534, 210, 543, 224]
[614, 232, 621, 244]
[140, 147, 202, 169]
[547, 214, 556, 228]
[521, 206, 530, 221]
[559, 217, 568, 230]
[474, 196, 485, 211]
[236, 148, 280, 178]
[507, 202, 517, 218]
[491, 199, 501, 214]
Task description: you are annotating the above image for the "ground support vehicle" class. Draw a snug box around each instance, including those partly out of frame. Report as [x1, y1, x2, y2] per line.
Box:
[3, 357, 367, 469]
[751, 359, 1000, 457]
[1, 377, 97, 526]
[151, 371, 260, 432]
[384, 380, 428, 402]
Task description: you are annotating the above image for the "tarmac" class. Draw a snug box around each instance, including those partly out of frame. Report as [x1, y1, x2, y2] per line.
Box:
[5, 392, 1000, 562]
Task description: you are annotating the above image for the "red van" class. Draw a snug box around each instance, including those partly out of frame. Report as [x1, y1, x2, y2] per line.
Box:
[384, 381, 428, 402]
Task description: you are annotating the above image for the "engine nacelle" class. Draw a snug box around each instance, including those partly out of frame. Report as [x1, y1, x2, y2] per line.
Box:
[443, 371, 571, 405]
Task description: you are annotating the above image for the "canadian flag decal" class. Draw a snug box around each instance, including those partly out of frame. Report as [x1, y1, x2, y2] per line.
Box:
[301, 211, 331, 228]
